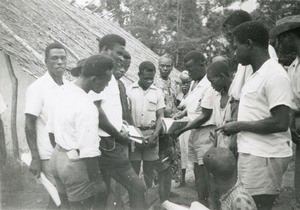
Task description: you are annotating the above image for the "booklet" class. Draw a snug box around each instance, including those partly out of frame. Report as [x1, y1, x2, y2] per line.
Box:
[21, 153, 61, 206]
[161, 118, 188, 134]
[122, 125, 144, 144]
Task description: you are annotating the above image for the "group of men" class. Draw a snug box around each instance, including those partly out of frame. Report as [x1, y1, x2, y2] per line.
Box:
[22, 7, 300, 210]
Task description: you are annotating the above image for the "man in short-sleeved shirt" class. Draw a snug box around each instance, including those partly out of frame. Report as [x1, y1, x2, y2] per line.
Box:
[217, 21, 293, 209]
[174, 51, 215, 206]
[127, 61, 165, 189]
[24, 43, 67, 209]
[48, 54, 113, 208]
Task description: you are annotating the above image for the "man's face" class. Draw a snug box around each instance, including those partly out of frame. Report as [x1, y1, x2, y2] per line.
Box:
[184, 59, 206, 81]
[139, 70, 155, 90]
[45, 49, 67, 77]
[207, 71, 224, 92]
[276, 32, 297, 66]
[233, 38, 250, 66]
[107, 43, 125, 63]
[112, 61, 126, 80]
[92, 70, 112, 93]
[159, 57, 173, 79]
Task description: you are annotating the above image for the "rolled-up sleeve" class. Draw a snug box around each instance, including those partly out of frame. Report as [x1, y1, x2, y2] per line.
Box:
[201, 86, 214, 110]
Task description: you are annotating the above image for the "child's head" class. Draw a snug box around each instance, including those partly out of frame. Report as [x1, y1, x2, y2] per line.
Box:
[180, 70, 192, 95]
[203, 148, 237, 183]
[207, 60, 230, 92]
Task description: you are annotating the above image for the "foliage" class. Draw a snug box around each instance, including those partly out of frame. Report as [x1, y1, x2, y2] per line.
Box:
[91, 0, 299, 70]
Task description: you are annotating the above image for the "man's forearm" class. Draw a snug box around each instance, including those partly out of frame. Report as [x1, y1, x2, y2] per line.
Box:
[25, 117, 40, 159]
[237, 117, 289, 134]
[182, 114, 210, 133]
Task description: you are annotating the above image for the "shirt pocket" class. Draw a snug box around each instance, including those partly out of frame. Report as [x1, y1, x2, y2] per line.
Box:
[147, 94, 157, 111]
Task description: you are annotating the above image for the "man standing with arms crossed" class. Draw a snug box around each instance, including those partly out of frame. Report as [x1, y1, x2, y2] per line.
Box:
[218, 21, 293, 210]
[24, 42, 68, 209]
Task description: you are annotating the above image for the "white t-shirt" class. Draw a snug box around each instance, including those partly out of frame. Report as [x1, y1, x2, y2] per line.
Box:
[89, 75, 123, 137]
[24, 72, 64, 160]
[47, 82, 100, 158]
[0, 94, 7, 114]
[184, 75, 214, 126]
[229, 45, 278, 100]
[237, 59, 293, 158]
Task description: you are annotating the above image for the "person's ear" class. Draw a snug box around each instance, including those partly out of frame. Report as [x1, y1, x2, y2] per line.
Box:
[246, 39, 253, 49]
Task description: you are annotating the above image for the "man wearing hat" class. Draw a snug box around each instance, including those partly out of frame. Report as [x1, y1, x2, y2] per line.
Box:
[271, 15, 300, 210]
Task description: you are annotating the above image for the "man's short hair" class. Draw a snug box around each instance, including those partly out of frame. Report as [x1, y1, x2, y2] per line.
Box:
[207, 60, 230, 77]
[98, 34, 126, 51]
[81, 54, 113, 78]
[138, 61, 156, 74]
[122, 50, 131, 60]
[233, 21, 269, 49]
[203, 148, 237, 181]
[45, 42, 66, 59]
[223, 10, 252, 29]
[183, 50, 206, 64]
[158, 55, 173, 65]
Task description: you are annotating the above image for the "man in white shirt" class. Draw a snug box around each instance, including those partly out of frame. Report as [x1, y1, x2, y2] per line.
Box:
[48, 54, 113, 209]
[174, 51, 215, 206]
[217, 21, 293, 210]
[93, 34, 147, 210]
[24, 42, 67, 209]
[271, 15, 300, 209]
[0, 93, 7, 168]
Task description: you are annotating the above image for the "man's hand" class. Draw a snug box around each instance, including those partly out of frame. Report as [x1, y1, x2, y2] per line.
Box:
[216, 121, 242, 136]
[94, 175, 107, 194]
[146, 134, 158, 148]
[119, 131, 131, 144]
[29, 158, 42, 178]
[173, 111, 185, 120]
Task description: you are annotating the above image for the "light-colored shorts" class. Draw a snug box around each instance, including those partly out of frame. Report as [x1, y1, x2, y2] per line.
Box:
[179, 130, 190, 169]
[129, 129, 159, 161]
[50, 145, 97, 202]
[188, 125, 216, 165]
[238, 153, 292, 196]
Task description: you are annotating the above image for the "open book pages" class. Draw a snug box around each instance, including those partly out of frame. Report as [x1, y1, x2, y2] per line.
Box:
[161, 118, 188, 134]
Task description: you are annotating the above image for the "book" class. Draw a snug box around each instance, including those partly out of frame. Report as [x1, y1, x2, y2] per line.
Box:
[122, 125, 144, 144]
[21, 153, 61, 206]
[161, 118, 188, 134]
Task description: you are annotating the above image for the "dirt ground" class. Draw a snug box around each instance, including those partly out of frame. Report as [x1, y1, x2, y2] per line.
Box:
[0, 156, 296, 210]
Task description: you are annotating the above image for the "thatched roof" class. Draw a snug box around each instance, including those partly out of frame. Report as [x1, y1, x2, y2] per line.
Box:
[0, 0, 181, 85]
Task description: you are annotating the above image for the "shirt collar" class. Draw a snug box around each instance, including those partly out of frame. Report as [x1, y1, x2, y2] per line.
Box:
[132, 81, 157, 90]
[220, 181, 240, 201]
[44, 71, 65, 88]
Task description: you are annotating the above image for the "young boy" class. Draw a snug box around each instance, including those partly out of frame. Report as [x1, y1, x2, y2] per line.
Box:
[206, 60, 237, 150]
[203, 147, 257, 210]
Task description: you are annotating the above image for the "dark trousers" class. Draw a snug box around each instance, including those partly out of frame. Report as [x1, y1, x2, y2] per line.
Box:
[194, 164, 210, 206]
[101, 166, 147, 210]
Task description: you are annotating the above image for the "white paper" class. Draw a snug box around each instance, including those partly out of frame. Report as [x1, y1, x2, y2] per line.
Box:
[21, 153, 61, 206]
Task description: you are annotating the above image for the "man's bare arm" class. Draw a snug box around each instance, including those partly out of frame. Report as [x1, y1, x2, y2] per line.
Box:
[25, 114, 42, 177]
[95, 101, 130, 144]
[217, 105, 290, 135]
